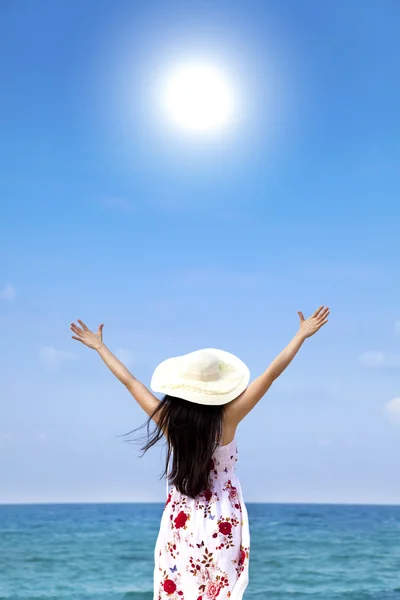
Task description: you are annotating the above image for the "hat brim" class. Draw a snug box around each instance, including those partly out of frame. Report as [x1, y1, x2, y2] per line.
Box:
[150, 348, 250, 406]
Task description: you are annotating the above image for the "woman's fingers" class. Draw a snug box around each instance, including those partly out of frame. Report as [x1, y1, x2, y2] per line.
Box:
[314, 306, 329, 319]
[315, 318, 329, 329]
[70, 323, 84, 336]
[71, 335, 84, 343]
[77, 319, 89, 331]
[317, 308, 329, 321]
[312, 305, 324, 318]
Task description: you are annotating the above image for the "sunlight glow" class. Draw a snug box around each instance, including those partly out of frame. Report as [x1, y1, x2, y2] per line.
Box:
[162, 62, 235, 134]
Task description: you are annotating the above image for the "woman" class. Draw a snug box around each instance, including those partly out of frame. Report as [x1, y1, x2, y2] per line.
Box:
[70, 305, 329, 599]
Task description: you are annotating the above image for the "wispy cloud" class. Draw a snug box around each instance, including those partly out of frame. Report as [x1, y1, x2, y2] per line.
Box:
[115, 348, 135, 368]
[39, 346, 78, 367]
[359, 351, 400, 369]
[0, 283, 15, 301]
[384, 398, 400, 425]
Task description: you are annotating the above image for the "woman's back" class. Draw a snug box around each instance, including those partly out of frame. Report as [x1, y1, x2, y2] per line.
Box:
[154, 437, 250, 600]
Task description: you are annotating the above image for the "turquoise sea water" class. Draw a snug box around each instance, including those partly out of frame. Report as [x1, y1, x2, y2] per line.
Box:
[0, 503, 399, 599]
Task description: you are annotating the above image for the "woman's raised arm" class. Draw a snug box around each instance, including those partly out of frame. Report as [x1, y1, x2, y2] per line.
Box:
[225, 306, 330, 427]
[70, 320, 160, 420]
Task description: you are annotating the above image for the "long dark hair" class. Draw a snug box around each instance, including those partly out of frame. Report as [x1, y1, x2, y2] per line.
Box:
[125, 395, 225, 498]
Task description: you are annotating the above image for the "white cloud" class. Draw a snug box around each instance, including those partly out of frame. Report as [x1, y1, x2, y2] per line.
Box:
[40, 346, 78, 367]
[359, 351, 386, 368]
[384, 398, 400, 425]
[359, 351, 400, 368]
[115, 348, 135, 368]
[0, 283, 15, 301]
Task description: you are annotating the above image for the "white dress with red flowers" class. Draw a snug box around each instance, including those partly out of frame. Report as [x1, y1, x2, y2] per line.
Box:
[153, 438, 250, 600]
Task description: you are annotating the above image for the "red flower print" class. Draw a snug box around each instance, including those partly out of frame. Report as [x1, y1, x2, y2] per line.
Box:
[166, 492, 172, 506]
[163, 579, 176, 594]
[229, 487, 238, 500]
[174, 510, 188, 529]
[239, 549, 246, 565]
[205, 580, 221, 599]
[218, 521, 232, 535]
[204, 489, 212, 502]
[197, 597, 203, 600]
[209, 458, 215, 470]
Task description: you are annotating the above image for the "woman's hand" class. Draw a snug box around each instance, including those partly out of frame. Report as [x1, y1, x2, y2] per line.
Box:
[297, 306, 329, 339]
[70, 320, 104, 350]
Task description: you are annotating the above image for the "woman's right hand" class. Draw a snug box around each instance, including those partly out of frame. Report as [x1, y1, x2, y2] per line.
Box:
[70, 320, 104, 350]
[297, 306, 330, 339]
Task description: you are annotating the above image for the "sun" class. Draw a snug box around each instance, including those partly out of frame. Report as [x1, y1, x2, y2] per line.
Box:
[162, 62, 235, 134]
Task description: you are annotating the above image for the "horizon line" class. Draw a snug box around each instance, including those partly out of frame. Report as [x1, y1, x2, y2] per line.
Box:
[1, 500, 400, 507]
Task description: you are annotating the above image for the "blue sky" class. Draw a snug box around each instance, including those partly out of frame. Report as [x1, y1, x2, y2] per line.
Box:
[1, 0, 399, 504]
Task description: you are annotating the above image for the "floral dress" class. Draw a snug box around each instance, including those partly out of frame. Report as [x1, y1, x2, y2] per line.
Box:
[153, 438, 250, 599]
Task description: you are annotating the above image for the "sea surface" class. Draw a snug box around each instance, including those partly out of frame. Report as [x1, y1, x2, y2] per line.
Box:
[0, 503, 400, 600]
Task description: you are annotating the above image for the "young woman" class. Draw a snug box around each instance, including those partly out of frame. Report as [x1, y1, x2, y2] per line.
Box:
[70, 305, 329, 599]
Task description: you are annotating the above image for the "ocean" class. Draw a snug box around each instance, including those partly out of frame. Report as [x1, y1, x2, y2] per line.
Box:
[0, 503, 399, 599]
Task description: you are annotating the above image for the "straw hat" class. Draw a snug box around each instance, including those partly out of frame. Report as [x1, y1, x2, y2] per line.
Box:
[151, 348, 250, 405]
